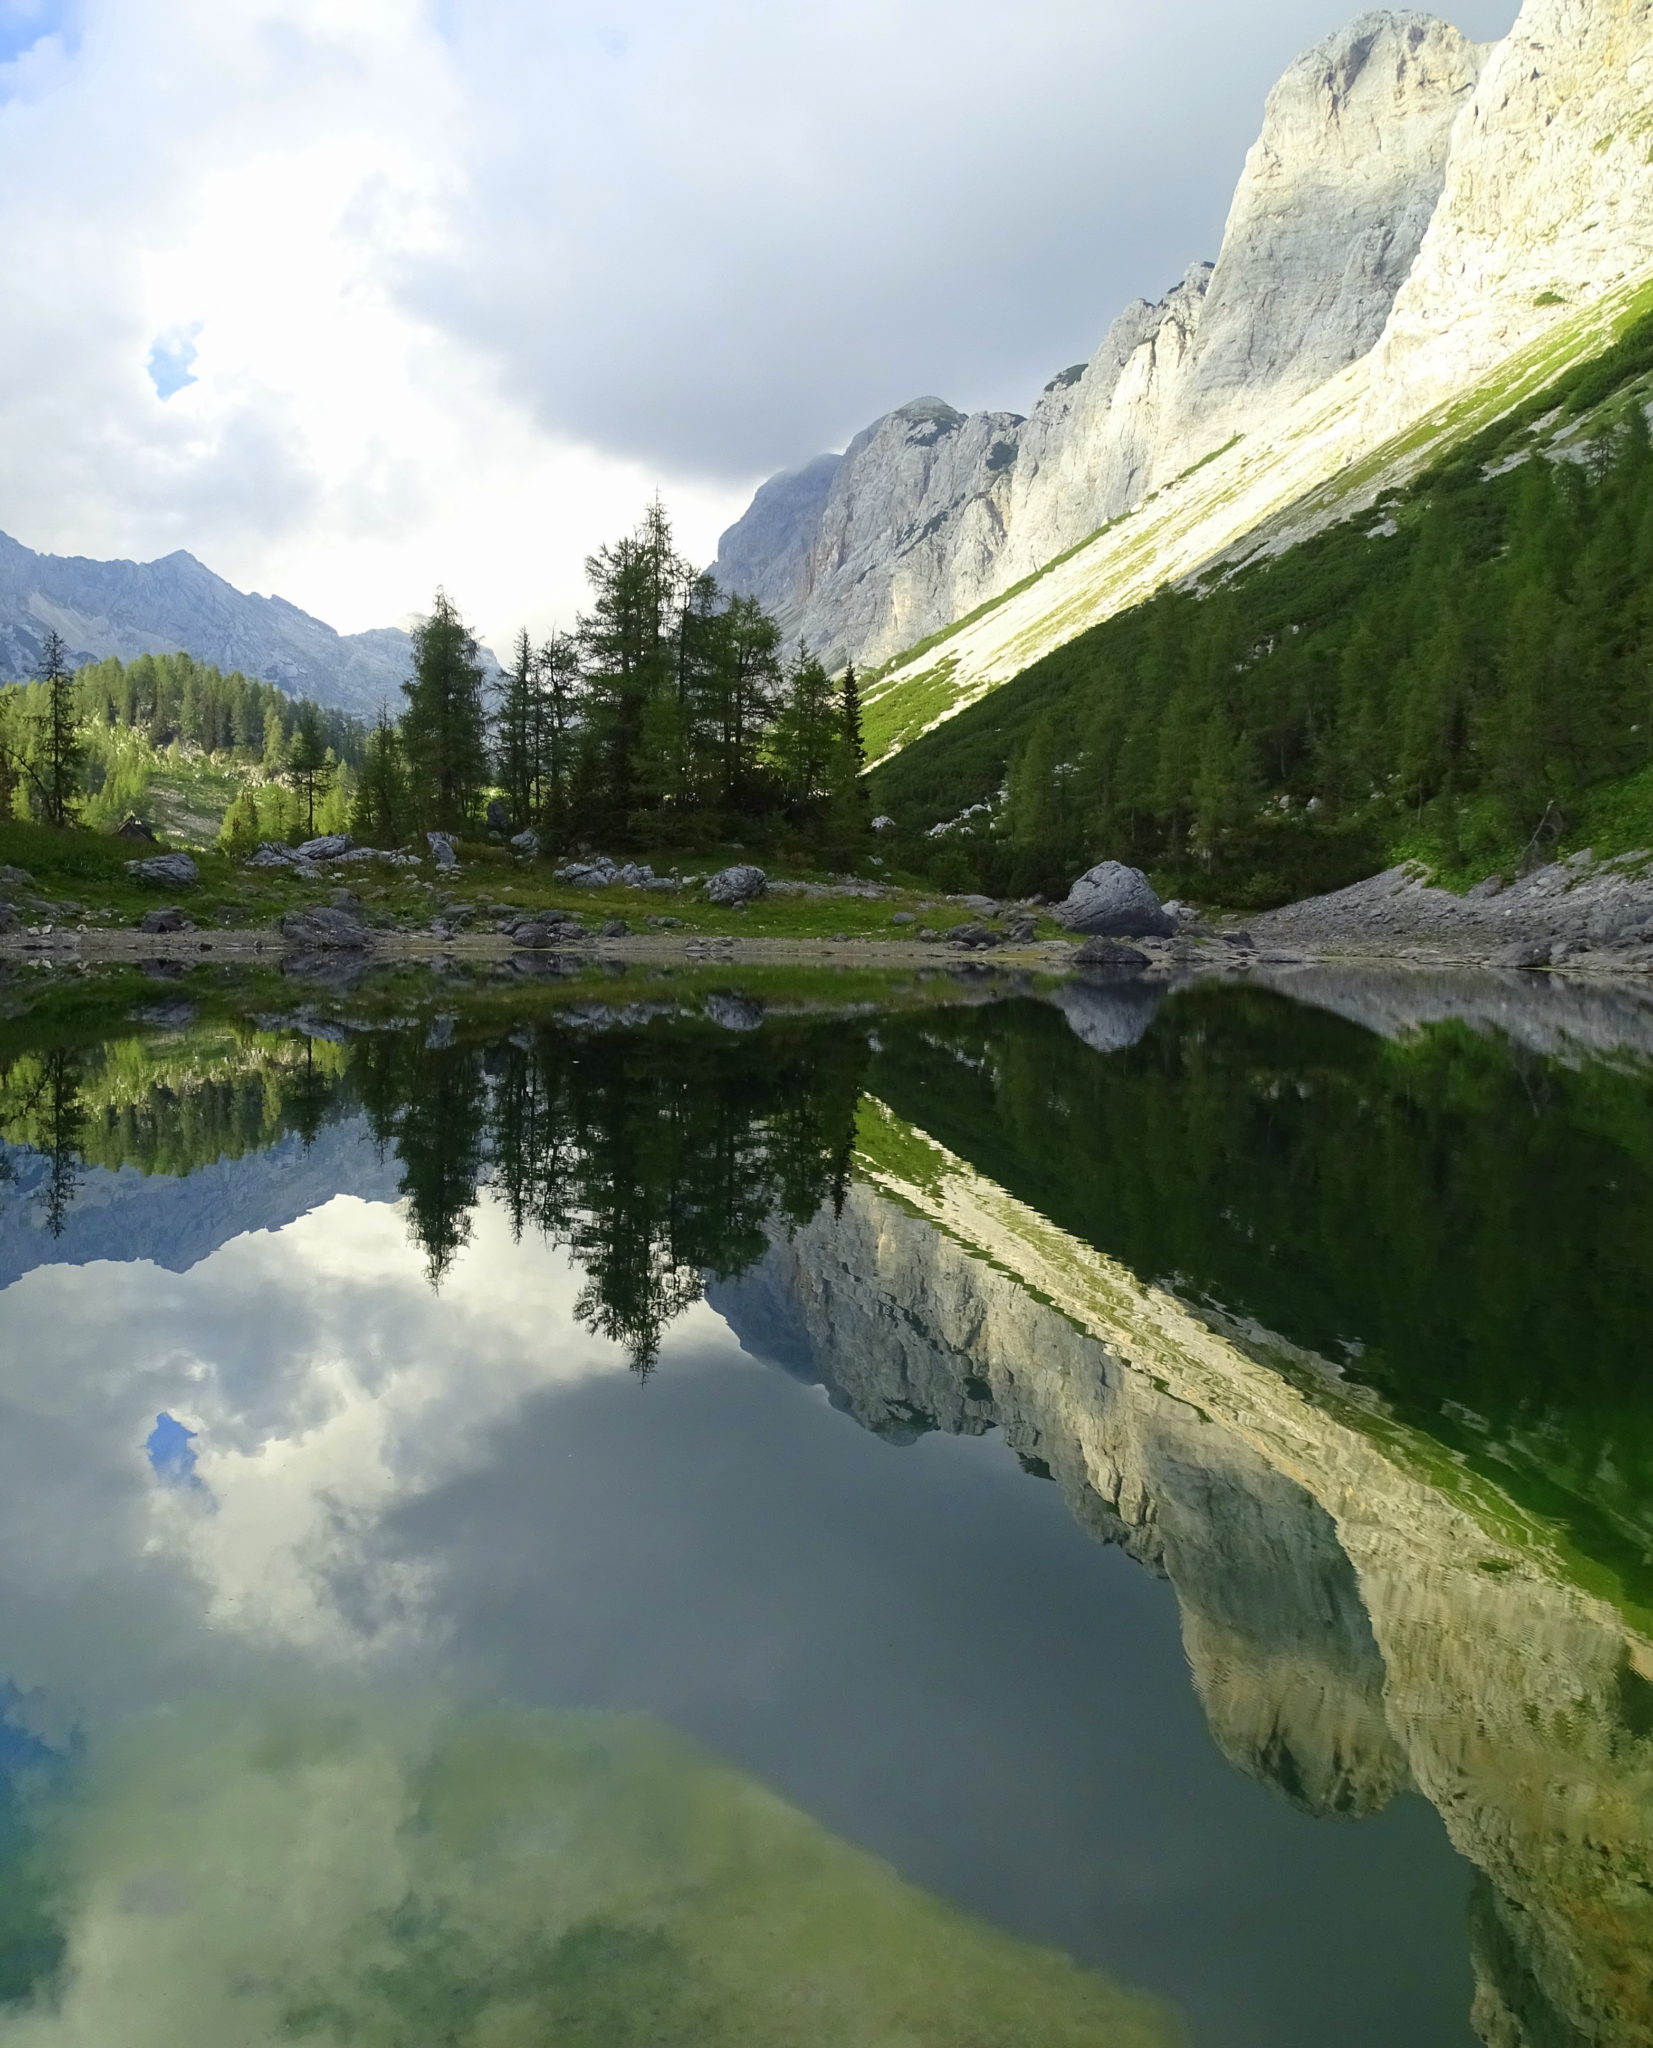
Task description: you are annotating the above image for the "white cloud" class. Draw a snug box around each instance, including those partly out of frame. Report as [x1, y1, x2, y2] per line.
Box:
[0, 1188, 745, 1715]
[0, 0, 1520, 652]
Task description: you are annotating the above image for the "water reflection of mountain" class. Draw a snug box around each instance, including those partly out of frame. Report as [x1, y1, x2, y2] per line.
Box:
[712, 1125, 1653, 2048]
[879, 987, 1653, 1599]
[0, 1124, 398, 1289]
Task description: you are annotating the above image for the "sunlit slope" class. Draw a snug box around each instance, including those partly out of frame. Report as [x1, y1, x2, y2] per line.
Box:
[862, 271, 1653, 764]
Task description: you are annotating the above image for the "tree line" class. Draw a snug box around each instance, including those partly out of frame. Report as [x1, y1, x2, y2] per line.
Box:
[359, 500, 869, 859]
[871, 347, 1653, 904]
[0, 642, 368, 837]
[4, 1009, 869, 1373]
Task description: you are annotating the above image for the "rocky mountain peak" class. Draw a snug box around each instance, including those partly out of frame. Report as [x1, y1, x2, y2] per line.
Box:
[713, 10, 1486, 672]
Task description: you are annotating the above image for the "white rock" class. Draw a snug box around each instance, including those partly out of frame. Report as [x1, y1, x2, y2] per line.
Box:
[715, 13, 1486, 673]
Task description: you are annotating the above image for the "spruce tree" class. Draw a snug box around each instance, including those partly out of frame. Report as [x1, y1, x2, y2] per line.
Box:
[351, 714, 410, 845]
[34, 630, 84, 828]
[841, 663, 865, 772]
[494, 628, 538, 829]
[286, 704, 332, 835]
[770, 648, 838, 812]
[402, 590, 488, 834]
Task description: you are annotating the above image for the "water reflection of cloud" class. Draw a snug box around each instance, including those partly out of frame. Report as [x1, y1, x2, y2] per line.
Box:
[0, 1696, 1178, 2048]
[0, 1191, 740, 1712]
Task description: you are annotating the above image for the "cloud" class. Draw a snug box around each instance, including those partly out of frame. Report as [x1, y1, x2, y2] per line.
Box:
[0, 0, 1521, 650]
[405, 0, 1521, 480]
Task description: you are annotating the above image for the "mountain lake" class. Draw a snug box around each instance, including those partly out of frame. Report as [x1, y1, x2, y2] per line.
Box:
[0, 957, 1647, 2048]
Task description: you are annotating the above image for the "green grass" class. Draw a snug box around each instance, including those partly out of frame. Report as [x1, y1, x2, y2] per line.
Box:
[0, 820, 1063, 942]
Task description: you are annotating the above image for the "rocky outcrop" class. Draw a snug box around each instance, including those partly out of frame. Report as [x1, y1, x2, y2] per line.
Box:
[1248, 853, 1653, 969]
[714, 12, 1488, 671]
[711, 1128, 1653, 2047]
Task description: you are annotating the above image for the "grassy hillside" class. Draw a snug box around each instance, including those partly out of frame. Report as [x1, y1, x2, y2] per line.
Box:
[867, 310, 1653, 907]
[859, 270, 1653, 771]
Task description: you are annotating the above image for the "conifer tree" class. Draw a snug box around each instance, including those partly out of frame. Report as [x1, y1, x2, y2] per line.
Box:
[494, 628, 538, 829]
[841, 663, 865, 772]
[286, 703, 332, 835]
[34, 630, 84, 827]
[770, 648, 838, 812]
[402, 590, 488, 834]
[219, 786, 262, 853]
[352, 713, 411, 846]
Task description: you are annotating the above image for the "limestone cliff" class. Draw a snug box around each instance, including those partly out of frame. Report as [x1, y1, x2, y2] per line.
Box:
[717, 0, 1653, 770]
[711, 1119, 1653, 2048]
[714, 11, 1487, 670]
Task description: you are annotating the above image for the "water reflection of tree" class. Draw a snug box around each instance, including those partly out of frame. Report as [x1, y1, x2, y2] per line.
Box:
[0, 1048, 87, 1236]
[360, 1021, 869, 1373]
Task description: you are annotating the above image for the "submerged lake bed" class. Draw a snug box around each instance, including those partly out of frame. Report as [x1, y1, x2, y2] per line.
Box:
[0, 958, 1649, 2048]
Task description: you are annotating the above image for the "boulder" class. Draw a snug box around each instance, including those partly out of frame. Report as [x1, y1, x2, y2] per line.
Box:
[1073, 935, 1150, 971]
[1004, 916, 1038, 943]
[704, 864, 768, 906]
[703, 994, 764, 1032]
[248, 842, 305, 869]
[889, 911, 915, 927]
[560, 861, 615, 888]
[426, 832, 460, 871]
[1052, 979, 1164, 1054]
[1493, 941, 1552, 970]
[279, 906, 370, 951]
[0, 905, 19, 937]
[597, 918, 628, 939]
[509, 828, 541, 857]
[1054, 861, 1174, 939]
[294, 833, 352, 862]
[125, 853, 200, 890]
[137, 907, 196, 935]
[948, 922, 1002, 950]
[485, 797, 511, 836]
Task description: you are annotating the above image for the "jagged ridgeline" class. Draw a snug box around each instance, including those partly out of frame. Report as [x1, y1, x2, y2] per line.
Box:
[867, 314, 1653, 904]
[0, 650, 368, 840]
[717, 0, 1653, 855]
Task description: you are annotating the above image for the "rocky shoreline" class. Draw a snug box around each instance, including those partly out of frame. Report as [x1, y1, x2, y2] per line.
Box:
[6, 842, 1653, 985]
[1245, 853, 1653, 973]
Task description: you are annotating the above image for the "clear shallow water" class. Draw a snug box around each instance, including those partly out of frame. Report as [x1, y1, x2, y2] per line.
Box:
[0, 965, 1649, 2046]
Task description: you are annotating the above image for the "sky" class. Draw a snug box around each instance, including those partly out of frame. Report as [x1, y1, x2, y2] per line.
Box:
[0, 0, 1519, 651]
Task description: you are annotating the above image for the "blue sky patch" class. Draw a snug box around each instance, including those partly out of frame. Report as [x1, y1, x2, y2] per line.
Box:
[0, 0, 72, 66]
[145, 1412, 200, 1486]
[146, 327, 200, 401]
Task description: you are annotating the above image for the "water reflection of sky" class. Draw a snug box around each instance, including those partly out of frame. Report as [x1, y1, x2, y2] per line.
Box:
[0, 1177, 1475, 2048]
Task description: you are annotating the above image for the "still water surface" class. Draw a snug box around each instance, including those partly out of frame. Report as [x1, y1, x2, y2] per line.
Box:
[0, 964, 1649, 2047]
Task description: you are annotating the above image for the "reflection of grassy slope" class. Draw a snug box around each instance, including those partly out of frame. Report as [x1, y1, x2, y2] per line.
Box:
[854, 1087, 1653, 1632]
[861, 990, 1653, 1627]
[1, 1697, 1181, 2048]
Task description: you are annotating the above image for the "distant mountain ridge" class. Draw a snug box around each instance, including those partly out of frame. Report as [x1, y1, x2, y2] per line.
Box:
[0, 528, 415, 719]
